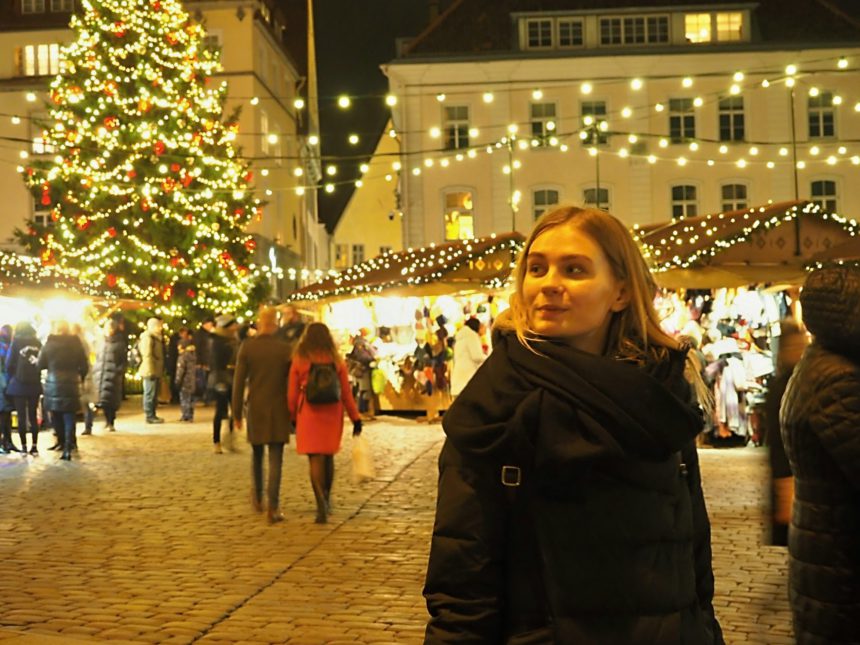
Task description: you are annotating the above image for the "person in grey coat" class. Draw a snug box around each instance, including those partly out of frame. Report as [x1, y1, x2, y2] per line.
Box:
[91, 318, 126, 432]
[137, 316, 165, 424]
[232, 307, 293, 524]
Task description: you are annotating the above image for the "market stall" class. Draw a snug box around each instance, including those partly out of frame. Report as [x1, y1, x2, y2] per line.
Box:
[633, 200, 860, 444]
[288, 232, 524, 415]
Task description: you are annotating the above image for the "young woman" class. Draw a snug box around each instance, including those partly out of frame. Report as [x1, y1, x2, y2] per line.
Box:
[424, 206, 723, 644]
[5, 321, 42, 454]
[288, 322, 362, 524]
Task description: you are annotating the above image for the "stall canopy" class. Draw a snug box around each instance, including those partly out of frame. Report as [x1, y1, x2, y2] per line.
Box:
[633, 200, 860, 289]
[289, 232, 525, 304]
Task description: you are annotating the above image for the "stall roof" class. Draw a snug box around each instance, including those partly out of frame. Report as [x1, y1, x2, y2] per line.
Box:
[632, 200, 860, 288]
[289, 232, 525, 303]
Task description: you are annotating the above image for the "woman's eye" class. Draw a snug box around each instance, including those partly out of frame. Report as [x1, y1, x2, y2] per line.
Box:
[564, 264, 584, 275]
[527, 263, 544, 275]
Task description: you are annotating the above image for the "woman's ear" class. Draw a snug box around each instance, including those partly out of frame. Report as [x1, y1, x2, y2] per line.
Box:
[610, 282, 631, 312]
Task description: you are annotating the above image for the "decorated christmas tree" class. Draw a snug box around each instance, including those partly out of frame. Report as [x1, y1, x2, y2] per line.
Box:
[19, 0, 271, 321]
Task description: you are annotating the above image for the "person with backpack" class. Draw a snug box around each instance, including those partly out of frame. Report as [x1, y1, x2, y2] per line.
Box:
[5, 321, 42, 455]
[288, 322, 362, 524]
[208, 314, 238, 453]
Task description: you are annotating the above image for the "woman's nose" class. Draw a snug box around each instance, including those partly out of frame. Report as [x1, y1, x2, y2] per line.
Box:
[540, 268, 564, 292]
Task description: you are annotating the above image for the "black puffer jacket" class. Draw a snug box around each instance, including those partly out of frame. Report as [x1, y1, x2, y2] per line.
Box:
[780, 267, 860, 644]
[93, 333, 126, 409]
[38, 333, 88, 413]
[424, 331, 723, 644]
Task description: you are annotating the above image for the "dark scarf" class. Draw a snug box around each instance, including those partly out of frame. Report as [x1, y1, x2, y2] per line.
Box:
[443, 331, 703, 470]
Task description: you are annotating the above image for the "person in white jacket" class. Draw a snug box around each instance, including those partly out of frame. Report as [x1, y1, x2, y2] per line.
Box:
[451, 317, 486, 396]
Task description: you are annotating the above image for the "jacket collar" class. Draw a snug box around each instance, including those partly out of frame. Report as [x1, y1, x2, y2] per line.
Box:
[443, 331, 702, 464]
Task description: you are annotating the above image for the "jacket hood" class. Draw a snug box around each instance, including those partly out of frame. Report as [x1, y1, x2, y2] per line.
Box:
[443, 331, 702, 468]
[801, 266, 860, 359]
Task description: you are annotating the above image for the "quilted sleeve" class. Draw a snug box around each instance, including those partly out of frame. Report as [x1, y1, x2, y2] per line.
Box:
[424, 440, 507, 644]
[809, 371, 860, 490]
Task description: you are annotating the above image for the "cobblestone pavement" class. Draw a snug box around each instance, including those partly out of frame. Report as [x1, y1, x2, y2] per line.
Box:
[0, 402, 791, 644]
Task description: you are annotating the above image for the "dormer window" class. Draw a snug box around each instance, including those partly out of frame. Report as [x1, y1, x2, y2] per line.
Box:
[523, 17, 584, 50]
[685, 12, 745, 43]
[599, 16, 669, 46]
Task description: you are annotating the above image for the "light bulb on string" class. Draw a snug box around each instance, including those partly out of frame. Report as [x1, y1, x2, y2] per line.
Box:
[630, 78, 643, 90]
[385, 94, 397, 106]
[838, 57, 848, 69]
[482, 92, 494, 103]
[337, 95, 351, 109]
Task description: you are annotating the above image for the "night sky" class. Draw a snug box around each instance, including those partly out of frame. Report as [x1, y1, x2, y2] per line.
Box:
[291, 0, 431, 231]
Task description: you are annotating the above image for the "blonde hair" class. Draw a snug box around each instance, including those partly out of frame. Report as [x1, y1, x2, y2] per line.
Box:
[501, 205, 678, 360]
[295, 322, 342, 365]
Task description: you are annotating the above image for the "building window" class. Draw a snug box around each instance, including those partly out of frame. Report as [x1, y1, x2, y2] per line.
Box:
[718, 96, 745, 141]
[21, 44, 61, 76]
[721, 184, 748, 211]
[671, 185, 698, 218]
[22, 0, 46, 13]
[351, 244, 365, 265]
[533, 189, 559, 220]
[50, 0, 74, 10]
[599, 15, 668, 45]
[685, 12, 744, 43]
[260, 110, 269, 154]
[530, 102, 556, 142]
[669, 98, 695, 143]
[558, 19, 584, 47]
[526, 19, 553, 49]
[808, 92, 836, 139]
[32, 134, 55, 155]
[583, 187, 610, 211]
[581, 101, 608, 145]
[811, 180, 838, 212]
[444, 191, 474, 241]
[334, 244, 349, 269]
[444, 105, 469, 150]
[202, 33, 222, 51]
[379, 246, 392, 256]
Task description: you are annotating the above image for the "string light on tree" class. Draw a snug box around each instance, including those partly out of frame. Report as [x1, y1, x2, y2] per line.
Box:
[18, 0, 270, 321]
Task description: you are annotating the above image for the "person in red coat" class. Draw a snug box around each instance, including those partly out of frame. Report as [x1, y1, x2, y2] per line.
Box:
[288, 322, 362, 524]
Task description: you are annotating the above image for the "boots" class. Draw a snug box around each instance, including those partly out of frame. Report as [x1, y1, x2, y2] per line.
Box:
[61, 423, 74, 461]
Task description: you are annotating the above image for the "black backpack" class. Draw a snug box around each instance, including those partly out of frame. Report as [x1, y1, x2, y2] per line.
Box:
[305, 362, 341, 404]
[16, 345, 41, 384]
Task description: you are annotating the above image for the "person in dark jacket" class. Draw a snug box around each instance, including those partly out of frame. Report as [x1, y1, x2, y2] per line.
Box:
[38, 320, 88, 461]
[174, 327, 196, 422]
[193, 316, 214, 404]
[6, 321, 43, 455]
[424, 206, 723, 644]
[91, 318, 126, 432]
[780, 266, 860, 644]
[0, 324, 15, 453]
[208, 314, 238, 453]
[232, 307, 293, 523]
[763, 319, 807, 547]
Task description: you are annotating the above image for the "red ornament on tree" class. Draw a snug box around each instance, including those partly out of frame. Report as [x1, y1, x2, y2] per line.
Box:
[107, 227, 117, 237]
[244, 238, 257, 252]
[151, 0, 161, 9]
[127, 169, 137, 179]
[181, 174, 194, 188]
[153, 141, 166, 155]
[104, 116, 119, 129]
[186, 288, 196, 298]
[112, 21, 126, 37]
[170, 163, 181, 173]
[244, 171, 254, 183]
[106, 274, 117, 287]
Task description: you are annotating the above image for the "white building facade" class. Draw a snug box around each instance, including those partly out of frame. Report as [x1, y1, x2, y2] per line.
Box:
[385, 2, 860, 247]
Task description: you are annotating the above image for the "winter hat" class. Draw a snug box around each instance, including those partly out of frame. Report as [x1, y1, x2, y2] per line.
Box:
[215, 314, 237, 329]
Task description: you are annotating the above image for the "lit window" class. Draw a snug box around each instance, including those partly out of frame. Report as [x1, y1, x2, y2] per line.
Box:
[444, 105, 469, 150]
[685, 13, 711, 42]
[21, 43, 61, 76]
[669, 98, 695, 143]
[718, 96, 745, 142]
[671, 185, 698, 218]
[32, 135, 55, 155]
[721, 184, 748, 211]
[271, 123, 282, 165]
[260, 110, 269, 154]
[50, 0, 74, 10]
[583, 187, 610, 211]
[21, 0, 46, 13]
[533, 189, 559, 219]
[334, 244, 349, 269]
[558, 19, 583, 47]
[351, 244, 365, 265]
[444, 191, 474, 241]
[716, 12, 743, 42]
[526, 19, 553, 49]
[809, 92, 836, 139]
[530, 102, 556, 142]
[811, 180, 837, 212]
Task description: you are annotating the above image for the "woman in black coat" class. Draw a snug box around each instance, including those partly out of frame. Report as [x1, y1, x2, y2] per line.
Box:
[38, 320, 88, 461]
[780, 267, 860, 643]
[5, 321, 42, 455]
[91, 318, 126, 432]
[424, 206, 723, 644]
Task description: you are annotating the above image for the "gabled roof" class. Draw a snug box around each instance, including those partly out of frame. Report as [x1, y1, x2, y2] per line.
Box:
[401, 0, 860, 59]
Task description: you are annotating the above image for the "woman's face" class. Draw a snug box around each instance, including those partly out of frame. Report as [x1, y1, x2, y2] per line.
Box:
[522, 223, 628, 354]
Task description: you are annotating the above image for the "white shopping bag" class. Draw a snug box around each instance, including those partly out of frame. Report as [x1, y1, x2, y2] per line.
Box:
[351, 434, 376, 483]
